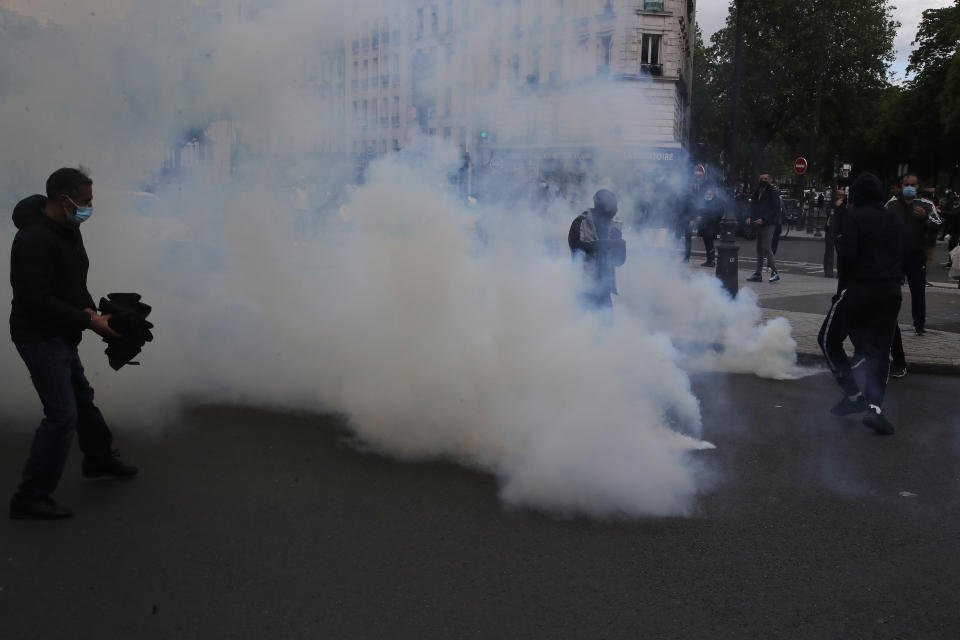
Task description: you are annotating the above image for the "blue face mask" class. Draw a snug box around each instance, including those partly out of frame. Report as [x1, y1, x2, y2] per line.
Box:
[65, 196, 93, 226]
[901, 186, 917, 199]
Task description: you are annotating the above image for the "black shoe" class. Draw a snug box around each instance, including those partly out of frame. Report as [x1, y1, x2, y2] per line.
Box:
[943, 261, 953, 269]
[914, 326, 925, 336]
[82, 450, 139, 479]
[889, 362, 907, 378]
[10, 494, 73, 520]
[769, 271, 780, 282]
[863, 407, 894, 435]
[925, 281, 933, 287]
[831, 395, 867, 417]
[701, 260, 716, 268]
[746, 273, 763, 282]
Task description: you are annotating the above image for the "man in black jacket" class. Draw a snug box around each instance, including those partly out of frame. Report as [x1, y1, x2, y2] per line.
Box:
[568, 189, 627, 309]
[818, 172, 904, 435]
[9, 167, 137, 520]
[745, 173, 781, 282]
[885, 174, 935, 334]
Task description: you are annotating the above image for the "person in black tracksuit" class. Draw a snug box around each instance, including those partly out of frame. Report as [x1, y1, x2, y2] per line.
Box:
[817, 172, 904, 435]
[9, 168, 138, 520]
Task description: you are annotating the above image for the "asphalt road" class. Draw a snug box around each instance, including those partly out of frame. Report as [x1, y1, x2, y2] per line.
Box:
[2, 370, 959, 639]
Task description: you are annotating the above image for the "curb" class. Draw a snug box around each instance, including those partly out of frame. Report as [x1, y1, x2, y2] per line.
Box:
[795, 350, 960, 376]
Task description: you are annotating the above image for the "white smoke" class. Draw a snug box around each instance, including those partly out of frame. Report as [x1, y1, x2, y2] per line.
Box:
[0, 0, 799, 518]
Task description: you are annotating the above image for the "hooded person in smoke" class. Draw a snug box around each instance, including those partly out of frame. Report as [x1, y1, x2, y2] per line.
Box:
[568, 189, 627, 309]
[817, 172, 904, 435]
[8, 167, 138, 520]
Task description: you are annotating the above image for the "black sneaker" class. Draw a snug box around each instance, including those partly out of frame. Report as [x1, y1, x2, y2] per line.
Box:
[10, 494, 73, 520]
[831, 395, 867, 416]
[701, 260, 716, 268]
[769, 271, 780, 282]
[889, 362, 907, 378]
[746, 273, 763, 282]
[850, 352, 866, 369]
[863, 407, 894, 435]
[82, 450, 139, 479]
[914, 326, 925, 336]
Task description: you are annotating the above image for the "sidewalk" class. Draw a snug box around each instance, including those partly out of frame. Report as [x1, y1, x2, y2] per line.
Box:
[740, 267, 960, 374]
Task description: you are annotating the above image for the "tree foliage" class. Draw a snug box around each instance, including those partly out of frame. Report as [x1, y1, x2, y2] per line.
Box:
[695, 0, 899, 184]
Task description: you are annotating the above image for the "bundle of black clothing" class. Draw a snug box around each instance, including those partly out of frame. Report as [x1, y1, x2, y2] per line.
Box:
[97, 293, 154, 370]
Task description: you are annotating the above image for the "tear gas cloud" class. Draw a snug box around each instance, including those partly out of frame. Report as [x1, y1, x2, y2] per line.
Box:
[0, 1, 798, 518]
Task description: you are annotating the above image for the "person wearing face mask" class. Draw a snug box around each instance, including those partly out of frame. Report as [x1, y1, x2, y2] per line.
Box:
[568, 189, 627, 310]
[8, 167, 138, 520]
[745, 173, 781, 282]
[885, 174, 936, 335]
[823, 188, 847, 278]
[694, 187, 724, 267]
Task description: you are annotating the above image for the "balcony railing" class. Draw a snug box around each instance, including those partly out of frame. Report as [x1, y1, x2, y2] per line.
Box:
[640, 63, 664, 76]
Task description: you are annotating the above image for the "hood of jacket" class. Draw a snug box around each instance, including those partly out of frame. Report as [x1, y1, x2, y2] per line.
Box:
[850, 172, 885, 208]
[12, 194, 48, 230]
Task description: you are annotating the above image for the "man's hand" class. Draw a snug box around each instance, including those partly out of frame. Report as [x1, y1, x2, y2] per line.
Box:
[913, 205, 928, 218]
[745, 217, 752, 225]
[754, 218, 764, 225]
[89, 312, 120, 338]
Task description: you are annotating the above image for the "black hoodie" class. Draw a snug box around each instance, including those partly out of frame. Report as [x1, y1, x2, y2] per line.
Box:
[9, 194, 95, 345]
[836, 173, 904, 284]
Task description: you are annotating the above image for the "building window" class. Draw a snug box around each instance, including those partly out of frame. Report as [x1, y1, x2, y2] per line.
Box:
[601, 0, 614, 16]
[372, 58, 379, 85]
[417, 8, 424, 39]
[393, 138, 400, 151]
[643, 0, 664, 11]
[382, 17, 390, 45]
[641, 33, 662, 75]
[363, 60, 369, 90]
[352, 61, 358, 90]
[431, 5, 439, 33]
[443, 126, 451, 139]
[372, 20, 379, 48]
[446, 0, 454, 31]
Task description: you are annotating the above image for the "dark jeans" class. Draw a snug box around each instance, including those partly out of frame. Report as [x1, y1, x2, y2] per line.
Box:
[701, 233, 716, 261]
[818, 282, 901, 407]
[902, 251, 926, 330]
[15, 339, 113, 498]
[823, 227, 836, 278]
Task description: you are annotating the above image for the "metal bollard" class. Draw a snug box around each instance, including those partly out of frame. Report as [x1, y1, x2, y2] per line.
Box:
[716, 238, 739, 297]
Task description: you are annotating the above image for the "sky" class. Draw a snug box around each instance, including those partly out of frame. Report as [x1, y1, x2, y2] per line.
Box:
[696, 0, 956, 82]
[1, 0, 951, 80]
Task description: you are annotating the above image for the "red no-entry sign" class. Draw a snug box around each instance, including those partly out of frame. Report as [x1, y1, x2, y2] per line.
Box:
[693, 164, 706, 181]
[794, 157, 808, 174]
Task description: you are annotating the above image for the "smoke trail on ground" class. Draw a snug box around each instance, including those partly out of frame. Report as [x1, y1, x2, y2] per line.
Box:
[0, 1, 798, 517]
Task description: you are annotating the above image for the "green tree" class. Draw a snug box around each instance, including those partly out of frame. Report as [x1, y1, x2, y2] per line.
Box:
[696, 0, 897, 185]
